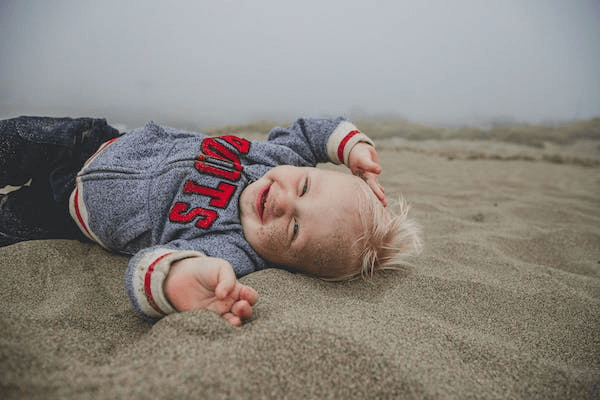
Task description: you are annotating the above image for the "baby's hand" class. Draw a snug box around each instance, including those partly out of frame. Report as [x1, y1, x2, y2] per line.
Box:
[348, 142, 388, 206]
[163, 256, 259, 327]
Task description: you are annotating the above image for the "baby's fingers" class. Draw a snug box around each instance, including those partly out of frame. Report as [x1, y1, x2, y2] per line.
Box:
[214, 262, 237, 300]
[239, 285, 259, 306]
[362, 145, 382, 173]
[221, 312, 242, 327]
[231, 299, 254, 319]
[216, 299, 253, 327]
[355, 160, 382, 176]
[351, 159, 382, 178]
[366, 175, 388, 206]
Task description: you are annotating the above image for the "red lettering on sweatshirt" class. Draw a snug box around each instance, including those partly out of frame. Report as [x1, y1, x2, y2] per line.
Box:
[183, 180, 236, 209]
[194, 136, 251, 181]
[220, 135, 251, 153]
[195, 158, 241, 181]
[169, 135, 251, 230]
[169, 202, 218, 229]
[201, 138, 243, 171]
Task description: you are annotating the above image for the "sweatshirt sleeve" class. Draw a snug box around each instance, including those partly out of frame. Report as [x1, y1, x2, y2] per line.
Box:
[124, 246, 205, 322]
[266, 117, 374, 167]
[124, 232, 264, 322]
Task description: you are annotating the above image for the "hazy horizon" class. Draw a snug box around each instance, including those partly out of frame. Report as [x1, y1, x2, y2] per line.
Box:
[1, 1, 599, 129]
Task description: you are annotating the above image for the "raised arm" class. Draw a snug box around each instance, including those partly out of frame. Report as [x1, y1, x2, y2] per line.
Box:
[265, 117, 375, 167]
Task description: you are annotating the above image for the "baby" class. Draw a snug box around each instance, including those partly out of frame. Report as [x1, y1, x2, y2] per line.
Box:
[0, 116, 421, 326]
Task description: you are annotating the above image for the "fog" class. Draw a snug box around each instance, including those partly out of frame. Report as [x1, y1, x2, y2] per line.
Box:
[1, 0, 599, 128]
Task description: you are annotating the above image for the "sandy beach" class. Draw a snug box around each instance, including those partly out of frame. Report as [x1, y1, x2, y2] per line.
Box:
[1, 120, 599, 399]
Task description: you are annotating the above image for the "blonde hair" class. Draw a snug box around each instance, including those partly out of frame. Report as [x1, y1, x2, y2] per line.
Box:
[327, 188, 422, 281]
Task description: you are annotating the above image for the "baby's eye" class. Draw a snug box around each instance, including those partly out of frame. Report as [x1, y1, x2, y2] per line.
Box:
[300, 177, 309, 196]
[292, 221, 299, 241]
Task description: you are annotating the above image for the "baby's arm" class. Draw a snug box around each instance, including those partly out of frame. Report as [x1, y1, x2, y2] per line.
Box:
[348, 142, 388, 206]
[125, 247, 259, 326]
[163, 257, 259, 327]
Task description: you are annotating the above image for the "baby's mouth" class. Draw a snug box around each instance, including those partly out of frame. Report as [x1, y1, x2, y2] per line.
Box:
[256, 183, 271, 222]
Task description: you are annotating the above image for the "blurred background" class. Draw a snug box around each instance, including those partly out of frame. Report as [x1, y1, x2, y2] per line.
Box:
[1, 0, 599, 130]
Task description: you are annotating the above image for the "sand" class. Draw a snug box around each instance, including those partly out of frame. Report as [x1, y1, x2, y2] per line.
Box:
[1, 137, 599, 399]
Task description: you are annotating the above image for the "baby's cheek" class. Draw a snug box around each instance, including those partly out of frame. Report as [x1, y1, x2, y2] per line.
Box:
[255, 227, 286, 257]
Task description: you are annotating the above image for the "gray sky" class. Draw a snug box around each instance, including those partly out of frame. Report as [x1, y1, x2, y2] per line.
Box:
[1, 0, 599, 128]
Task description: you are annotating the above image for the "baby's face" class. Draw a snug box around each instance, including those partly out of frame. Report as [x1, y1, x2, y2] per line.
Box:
[239, 165, 367, 278]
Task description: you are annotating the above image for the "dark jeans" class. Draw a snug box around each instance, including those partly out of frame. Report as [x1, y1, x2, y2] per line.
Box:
[0, 116, 121, 247]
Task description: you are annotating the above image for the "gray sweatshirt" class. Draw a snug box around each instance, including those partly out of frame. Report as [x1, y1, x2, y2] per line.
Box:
[69, 117, 372, 321]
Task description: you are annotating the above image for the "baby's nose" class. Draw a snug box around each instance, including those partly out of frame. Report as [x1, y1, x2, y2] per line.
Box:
[273, 188, 293, 218]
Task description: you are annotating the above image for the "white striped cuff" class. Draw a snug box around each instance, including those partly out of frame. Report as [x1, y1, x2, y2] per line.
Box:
[129, 249, 206, 319]
[326, 121, 375, 166]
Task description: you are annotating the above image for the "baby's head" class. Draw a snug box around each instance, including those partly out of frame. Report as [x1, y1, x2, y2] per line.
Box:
[239, 165, 421, 280]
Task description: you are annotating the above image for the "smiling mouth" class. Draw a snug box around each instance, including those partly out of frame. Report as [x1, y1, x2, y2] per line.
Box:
[256, 183, 271, 222]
